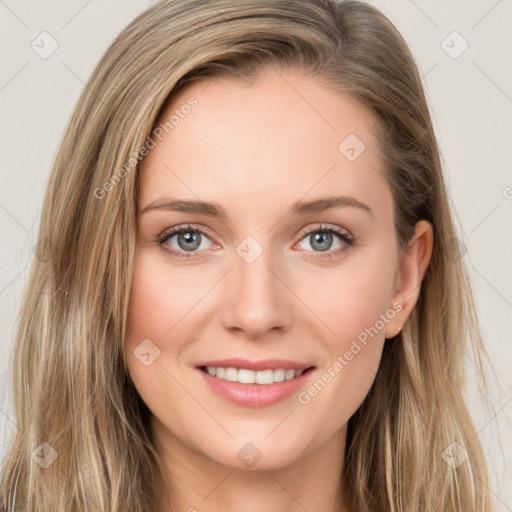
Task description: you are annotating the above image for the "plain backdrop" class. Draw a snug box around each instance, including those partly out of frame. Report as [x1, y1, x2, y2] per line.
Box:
[1, 0, 511, 509]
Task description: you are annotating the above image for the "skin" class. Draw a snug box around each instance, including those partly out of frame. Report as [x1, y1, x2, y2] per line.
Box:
[124, 67, 433, 512]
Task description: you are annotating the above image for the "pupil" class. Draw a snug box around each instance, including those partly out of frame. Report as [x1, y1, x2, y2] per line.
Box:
[311, 231, 332, 252]
[178, 231, 201, 251]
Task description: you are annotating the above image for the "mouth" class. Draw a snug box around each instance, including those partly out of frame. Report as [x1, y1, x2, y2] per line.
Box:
[197, 365, 316, 385]
[194, 357, 317, 407]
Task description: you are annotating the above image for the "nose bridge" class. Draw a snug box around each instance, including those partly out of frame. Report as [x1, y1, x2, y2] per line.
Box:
[220, 234, 291, 335]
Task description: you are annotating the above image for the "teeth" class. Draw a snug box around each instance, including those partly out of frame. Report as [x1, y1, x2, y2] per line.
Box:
[205, 366, 306, 384]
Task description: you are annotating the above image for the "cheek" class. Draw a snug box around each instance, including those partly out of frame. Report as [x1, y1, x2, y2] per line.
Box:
[295, 249, 396, 425]
[123, 251, 211, 428]
[312, 249, 396, 350]
[125, 258, 169, 343]
[125, 250, 208, 344]
[123, 251, 204, 389]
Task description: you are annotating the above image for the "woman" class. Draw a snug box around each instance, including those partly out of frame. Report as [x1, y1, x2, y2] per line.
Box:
[0, 0, 493, 510]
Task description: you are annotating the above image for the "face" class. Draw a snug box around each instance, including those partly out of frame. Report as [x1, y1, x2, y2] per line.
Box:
[124, 67, 404, 471]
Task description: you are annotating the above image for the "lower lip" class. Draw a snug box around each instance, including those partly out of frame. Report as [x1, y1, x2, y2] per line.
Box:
[195, 367, 316, 408]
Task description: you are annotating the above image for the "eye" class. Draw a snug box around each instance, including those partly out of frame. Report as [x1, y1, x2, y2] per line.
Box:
[156, 223, 355, 261]
[295, 223, 355, 259]
[157, 224, 215, 259]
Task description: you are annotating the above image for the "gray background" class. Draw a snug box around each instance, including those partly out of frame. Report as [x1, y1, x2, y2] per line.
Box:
[1, 0, 511, 509]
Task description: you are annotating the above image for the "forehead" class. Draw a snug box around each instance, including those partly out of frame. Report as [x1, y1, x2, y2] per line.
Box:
[139, 68, 391, 221]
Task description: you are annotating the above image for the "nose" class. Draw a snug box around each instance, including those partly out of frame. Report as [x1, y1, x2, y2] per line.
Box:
[219, 244, 294, 339]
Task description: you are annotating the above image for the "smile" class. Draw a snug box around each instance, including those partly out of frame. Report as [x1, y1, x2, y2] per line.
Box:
[195, 363, 317, 408]
[199, 366, 314, 385]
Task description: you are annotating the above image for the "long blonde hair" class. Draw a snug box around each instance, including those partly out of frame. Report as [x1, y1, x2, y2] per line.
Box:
[0, 0, 493, 510]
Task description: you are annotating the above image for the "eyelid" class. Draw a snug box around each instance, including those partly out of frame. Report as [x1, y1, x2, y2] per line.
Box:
[159, 225, 218, 251]
[157, 223, 215, 242]
[294, 222, 353, 242]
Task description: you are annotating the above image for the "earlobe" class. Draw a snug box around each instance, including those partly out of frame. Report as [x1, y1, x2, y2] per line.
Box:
[385, 321, 402, 340]
[385, 220, 434, 339]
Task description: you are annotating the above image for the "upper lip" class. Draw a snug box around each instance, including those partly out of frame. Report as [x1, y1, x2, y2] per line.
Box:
[195, 358, 315, 372]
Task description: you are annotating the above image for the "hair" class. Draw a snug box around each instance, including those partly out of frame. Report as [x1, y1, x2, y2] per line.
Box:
[0, 0, 494, 510]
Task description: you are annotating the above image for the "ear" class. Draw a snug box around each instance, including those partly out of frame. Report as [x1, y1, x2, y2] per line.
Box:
[385, 220, 434, 339]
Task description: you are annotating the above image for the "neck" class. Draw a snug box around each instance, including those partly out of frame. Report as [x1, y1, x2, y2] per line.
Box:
[151, 416, 351, 512]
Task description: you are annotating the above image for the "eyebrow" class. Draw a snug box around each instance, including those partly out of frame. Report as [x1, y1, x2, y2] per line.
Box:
[140, 195, 373, 218]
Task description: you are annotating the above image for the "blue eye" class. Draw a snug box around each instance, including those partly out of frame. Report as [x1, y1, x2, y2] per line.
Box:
[157, 225, 213, 259]
[157, 223, 355, 260]
[296, 224, 355, 259]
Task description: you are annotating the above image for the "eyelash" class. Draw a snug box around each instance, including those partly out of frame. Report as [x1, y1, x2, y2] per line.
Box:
[156, 223, 355, 261]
